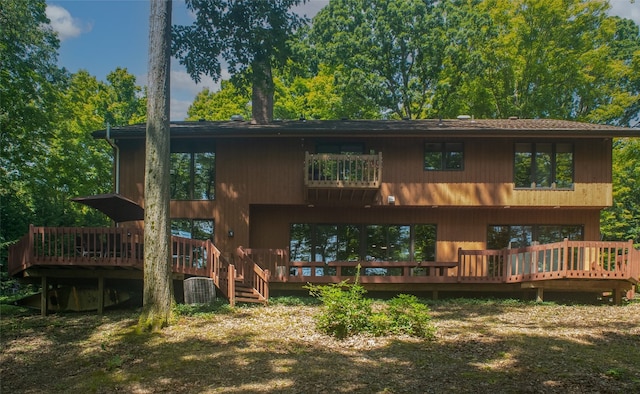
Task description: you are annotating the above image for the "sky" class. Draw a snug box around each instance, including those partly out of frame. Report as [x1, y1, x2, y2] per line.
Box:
[46, 0, 640, 121]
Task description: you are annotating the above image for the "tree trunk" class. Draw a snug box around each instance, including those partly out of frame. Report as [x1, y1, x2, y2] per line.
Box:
[139, 0, 173, 332]
[251, 56, 274, 124]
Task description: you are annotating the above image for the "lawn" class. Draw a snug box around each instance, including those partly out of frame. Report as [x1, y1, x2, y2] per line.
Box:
[1, 298, 639, 393]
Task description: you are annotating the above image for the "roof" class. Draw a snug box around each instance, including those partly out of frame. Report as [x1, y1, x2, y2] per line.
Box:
[94, 118, 640, 140]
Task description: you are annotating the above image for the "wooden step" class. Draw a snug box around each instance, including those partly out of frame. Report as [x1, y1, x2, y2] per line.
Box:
[233, 281, 267, 304]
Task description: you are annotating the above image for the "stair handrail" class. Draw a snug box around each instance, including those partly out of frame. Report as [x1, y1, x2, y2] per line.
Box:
[236, 246, 269, 302]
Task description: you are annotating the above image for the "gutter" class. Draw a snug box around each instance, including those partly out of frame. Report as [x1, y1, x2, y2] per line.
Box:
[105, 123, 120, 194]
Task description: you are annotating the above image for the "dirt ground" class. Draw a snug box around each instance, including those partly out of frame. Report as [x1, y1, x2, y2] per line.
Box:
[1, 300, 639, 393]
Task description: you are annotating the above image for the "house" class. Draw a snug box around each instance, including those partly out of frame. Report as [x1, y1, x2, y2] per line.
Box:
[8, 118, 640, 311]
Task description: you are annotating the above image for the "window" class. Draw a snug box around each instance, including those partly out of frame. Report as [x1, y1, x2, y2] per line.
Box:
[424, 142, 464, 170]
[171, 219, 214, 241]
[487, 225, 583, 249]
[316, 142, 365, 154]
[366, 225, 410, 262]
[289, 223, 436, 263]
[170, 142, 215, 200]
[514, 143, 573, 188]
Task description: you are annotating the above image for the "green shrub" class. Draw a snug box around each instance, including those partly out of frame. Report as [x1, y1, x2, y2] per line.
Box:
[385, 294, 436, 339]
[306, 277, 372, 339]
[306, 266, 436, 339]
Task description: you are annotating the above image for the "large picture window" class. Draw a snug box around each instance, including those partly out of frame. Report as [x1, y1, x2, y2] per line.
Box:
[424, 142, 464, 171]
[170, 143, 215, 200]
[514, 142, 573, 188]
[289, 223, 436, 263]
[487, 224, 583, 249]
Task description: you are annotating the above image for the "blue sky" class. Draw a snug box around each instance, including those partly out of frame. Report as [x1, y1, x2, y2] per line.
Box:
[46, 0, 640, 121]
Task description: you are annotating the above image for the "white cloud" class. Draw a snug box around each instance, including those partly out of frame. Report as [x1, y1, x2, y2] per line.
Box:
[46, 5, 90, 42]
[609, 0, 640, 26]
[171, 69, 221, 96]
[169, 65, 231, 120]
[171, 98, 192, 121]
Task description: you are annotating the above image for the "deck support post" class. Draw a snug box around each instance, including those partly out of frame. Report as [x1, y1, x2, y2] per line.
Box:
[40, 276, 48, 316]
[97, 276, 105, 314]
[613, 288, 622, 306]
[536, 287, 544, 303]
[432, 290, 439, 300]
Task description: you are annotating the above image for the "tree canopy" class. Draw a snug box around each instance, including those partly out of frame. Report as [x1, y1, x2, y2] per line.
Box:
[172, 0, 308, 123]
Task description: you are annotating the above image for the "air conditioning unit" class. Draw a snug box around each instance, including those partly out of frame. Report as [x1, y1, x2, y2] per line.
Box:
[183, 277, 216, 304]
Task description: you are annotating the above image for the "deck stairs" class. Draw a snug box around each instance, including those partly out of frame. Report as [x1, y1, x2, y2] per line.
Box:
[214, 249, 270, 306]
[233, 279, 267, 304]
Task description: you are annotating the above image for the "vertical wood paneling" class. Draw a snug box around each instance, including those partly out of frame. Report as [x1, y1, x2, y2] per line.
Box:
[116, 135, 611, 256]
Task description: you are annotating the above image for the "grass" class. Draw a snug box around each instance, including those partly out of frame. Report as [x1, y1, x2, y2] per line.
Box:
[1, 297, 639, 393]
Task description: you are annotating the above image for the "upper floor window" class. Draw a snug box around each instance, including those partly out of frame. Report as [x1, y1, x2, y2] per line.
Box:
[316, 142, 365, 154]
[514, 142, 573, 189]
[170, 142, 215, 200]
[424, 142, 464, 171]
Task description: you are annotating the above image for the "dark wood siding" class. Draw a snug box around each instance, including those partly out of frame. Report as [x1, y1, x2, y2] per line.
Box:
[115, 135, 610, 256]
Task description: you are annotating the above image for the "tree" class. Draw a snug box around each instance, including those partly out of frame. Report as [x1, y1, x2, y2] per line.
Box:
[102, 67, 147, 126]
[310, 0, 445, 119]
[140, 0, 173, 331]
[601, 138, 640, 245]
[186, 82, 251, 121]
[172, 0, 308, 124]
[0, 0, 66, 263]
[440, 0, 640, 122]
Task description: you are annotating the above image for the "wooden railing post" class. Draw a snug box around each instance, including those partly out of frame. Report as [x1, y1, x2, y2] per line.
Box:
[562, 238, 569, 278]
[27, 224, 34, 265]
[228, 264, 236, 307]
[457, 247, 462, 282]
[502, 248, 510, 281]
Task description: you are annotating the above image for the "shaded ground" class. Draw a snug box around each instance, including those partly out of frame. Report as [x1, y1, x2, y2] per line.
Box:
[1, 299, 639, 393]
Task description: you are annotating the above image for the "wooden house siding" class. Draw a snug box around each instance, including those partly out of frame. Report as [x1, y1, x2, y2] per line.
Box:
[115, 134, 612, 255]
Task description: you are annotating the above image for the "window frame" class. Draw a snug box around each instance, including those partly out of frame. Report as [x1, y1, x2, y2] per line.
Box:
[170, 218, 215, 241]
[424, 142, 464, 171]
[289, 223, 437, 263]
[487, 224, 584, 249]
[170, 141, 216, 200]
[513, 142, 574, 189]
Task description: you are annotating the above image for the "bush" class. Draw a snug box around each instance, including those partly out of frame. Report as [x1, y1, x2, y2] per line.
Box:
[306, 277, 372, 339]
[385, 294, 436, 339]
[306, 266, 436, 339]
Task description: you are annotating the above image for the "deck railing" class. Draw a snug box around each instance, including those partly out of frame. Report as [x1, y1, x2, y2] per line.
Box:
[235, 247, 269, 303]
[247, 240, 639, 287]
[458, 239, 639, 283]
[7, 225, 218, 280]
[304, 152, 382, 188]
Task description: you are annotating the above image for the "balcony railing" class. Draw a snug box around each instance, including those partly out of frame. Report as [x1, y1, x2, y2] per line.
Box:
[304, 152, 382, 189]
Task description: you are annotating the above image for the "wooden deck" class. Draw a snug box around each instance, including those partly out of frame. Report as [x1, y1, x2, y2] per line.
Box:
[8, 226, 639, 308]
[244, 239, 640, 302]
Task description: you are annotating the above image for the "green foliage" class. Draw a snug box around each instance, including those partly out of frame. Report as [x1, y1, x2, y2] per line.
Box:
[310, 0, 444, 119]
[306, 278, 372, 339]
[384, 294, 436, 338]
[186, 83, 251, 121]
[601, 138, 640, 245]
[173, 0, 308, 122]
[306, 266, 436, 339]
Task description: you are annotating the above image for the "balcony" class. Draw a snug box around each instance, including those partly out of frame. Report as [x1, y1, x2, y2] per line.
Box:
[304, 152, 382, 202]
